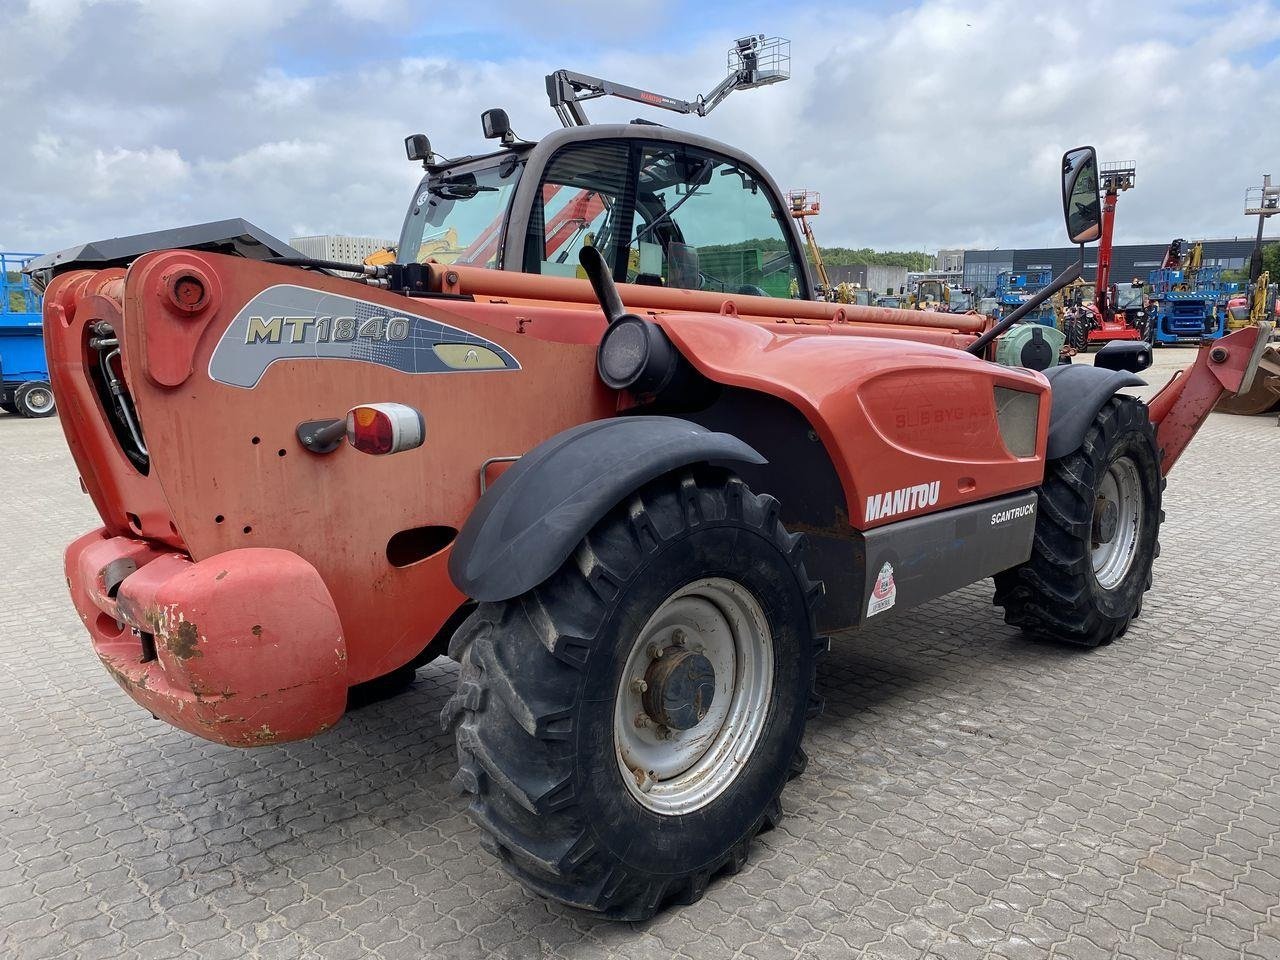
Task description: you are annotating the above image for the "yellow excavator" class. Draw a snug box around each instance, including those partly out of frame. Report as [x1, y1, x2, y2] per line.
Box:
[1216, 270, 1279, 414]
[1216, 176, 1279, 415]
[363, 226, 462, 268]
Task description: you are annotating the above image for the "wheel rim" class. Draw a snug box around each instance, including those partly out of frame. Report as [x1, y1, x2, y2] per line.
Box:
[24, 387, 53, 414]
[614, 577, 774, 815]
[1091, 456, 1143, 590]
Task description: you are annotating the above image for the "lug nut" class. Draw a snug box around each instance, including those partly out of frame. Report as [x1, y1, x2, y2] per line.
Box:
[634, 713, 651, 729]
[630, 678, 648, 694]
[671, 628, 687, 646]
[647, 643, 665, 659]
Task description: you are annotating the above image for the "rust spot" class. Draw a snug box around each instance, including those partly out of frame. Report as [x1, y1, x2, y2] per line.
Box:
[168, 620, 202, 660]
[787, 506, 860, 541]
[251, 624, 263, 638]
[215, 570, 229, 581]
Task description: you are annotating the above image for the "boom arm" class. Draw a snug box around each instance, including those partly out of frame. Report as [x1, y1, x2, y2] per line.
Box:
[546, 36, 790, 127]
[1094, 163, 1136, 321]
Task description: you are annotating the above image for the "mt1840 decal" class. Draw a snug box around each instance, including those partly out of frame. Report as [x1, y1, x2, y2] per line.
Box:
[209, 284, 519, 388]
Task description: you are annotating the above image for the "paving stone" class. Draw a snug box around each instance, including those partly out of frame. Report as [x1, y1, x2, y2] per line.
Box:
[2, 358, 1278, 959]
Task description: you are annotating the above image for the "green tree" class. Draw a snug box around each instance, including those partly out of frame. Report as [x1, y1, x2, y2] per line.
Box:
[1224, 241, 1280, 283]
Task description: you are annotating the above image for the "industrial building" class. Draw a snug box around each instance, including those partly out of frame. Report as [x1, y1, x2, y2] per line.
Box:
[958, 238, 1257, 296]
[826, 262, 909, 295]
[289, 234, 395, 263]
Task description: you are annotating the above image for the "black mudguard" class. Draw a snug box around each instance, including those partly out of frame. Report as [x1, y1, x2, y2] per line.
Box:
[448, 416, 765, 602]
[1042, 365, 1147, 459]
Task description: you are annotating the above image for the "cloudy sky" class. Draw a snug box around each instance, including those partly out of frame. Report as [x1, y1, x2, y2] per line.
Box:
[2, 0, 1278, 257]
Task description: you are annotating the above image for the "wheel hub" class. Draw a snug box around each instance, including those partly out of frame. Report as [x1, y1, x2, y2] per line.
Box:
[1090, 456, 1144, 590]
[613, 577, 774, 815]
[642, 647, 716, 731]
[1092, 497, 1119, 544]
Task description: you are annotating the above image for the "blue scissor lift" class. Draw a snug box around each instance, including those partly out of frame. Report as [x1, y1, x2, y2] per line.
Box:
[1, 252, 56, 417]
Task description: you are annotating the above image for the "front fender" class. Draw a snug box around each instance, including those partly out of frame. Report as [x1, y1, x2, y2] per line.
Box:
[448, 417, 764, 602]
[1040, 364, 1146, 459]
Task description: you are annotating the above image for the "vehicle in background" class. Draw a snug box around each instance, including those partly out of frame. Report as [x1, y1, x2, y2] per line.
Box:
[1061, 162, 1144, 350]
[991, 270, 1065, 369]
[1146, 241, 1227, 345]
[997, 270, 1056, 326]
[1, 252, 56, 417]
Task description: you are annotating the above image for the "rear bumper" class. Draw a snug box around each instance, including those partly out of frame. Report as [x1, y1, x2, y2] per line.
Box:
[1087, 324, 1141, 343]
[66, 529, 347, 746]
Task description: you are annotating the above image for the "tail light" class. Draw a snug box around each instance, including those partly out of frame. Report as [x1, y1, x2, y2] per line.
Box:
[346, 403, 425, 455]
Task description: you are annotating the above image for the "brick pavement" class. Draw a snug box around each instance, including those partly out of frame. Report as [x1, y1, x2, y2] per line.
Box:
[1, 349, 1277, 959]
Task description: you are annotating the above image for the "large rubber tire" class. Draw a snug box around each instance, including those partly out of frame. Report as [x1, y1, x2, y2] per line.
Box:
[0, 400, 17, 415]
[442, 469, 825, 920]
[15, 381, 56, 418]
[1064, 314, 1088, 353]
[993, 395, 1162, 648]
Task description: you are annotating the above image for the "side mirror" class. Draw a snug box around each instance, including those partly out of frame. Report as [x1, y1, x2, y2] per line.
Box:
[1094, 340, 1152, 374]
[1062, 146, 1102, 244]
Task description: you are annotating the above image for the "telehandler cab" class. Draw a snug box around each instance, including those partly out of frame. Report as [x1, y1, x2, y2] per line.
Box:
[31, 46, 1271, 920]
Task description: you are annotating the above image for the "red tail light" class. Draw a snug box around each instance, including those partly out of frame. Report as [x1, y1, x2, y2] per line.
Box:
[345, 404, 425, 455]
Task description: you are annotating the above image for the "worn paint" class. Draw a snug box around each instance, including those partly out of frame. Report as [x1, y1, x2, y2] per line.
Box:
[168, 620, 201, 660]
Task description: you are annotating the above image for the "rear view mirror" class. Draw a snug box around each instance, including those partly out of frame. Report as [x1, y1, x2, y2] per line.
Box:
[1094, 340, 1152, 374]
[1062, 146, 1102, 244]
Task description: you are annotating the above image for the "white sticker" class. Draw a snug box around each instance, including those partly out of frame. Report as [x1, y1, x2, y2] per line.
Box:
[867, 562, 897, 618]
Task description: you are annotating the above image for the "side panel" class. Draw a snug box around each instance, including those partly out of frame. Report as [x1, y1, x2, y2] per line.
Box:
[655, 314, 1051, 531]
[857, 491, 1038, 626]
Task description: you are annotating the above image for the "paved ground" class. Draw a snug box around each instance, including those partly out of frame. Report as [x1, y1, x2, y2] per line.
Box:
[2, 347, 1278, 960]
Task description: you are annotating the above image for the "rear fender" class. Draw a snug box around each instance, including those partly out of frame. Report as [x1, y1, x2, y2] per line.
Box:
[447, 416, 765, 602]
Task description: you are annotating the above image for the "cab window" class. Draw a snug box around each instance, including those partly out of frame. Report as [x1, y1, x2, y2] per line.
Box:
[523, 141, 631, 279]
[398, 159, 521, 267]
[627, 143, 803, 298]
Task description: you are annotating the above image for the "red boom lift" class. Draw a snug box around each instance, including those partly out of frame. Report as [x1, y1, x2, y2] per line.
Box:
[1065, 162, 1144, 348]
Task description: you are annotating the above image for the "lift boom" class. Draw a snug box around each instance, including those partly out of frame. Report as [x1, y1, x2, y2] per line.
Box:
[546, 36, 790, 127]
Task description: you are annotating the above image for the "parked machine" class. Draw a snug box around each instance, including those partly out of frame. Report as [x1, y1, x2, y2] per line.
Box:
[1, 252, 56, 417]
[29, 41, 1271, 923]
[1061, 162, 1145, 350]
[1217, 175, 1280, 415]
[993, 270, 1065, 368]
[787, 190, 831, 300]
[1145, 240, 1227, 345]
[997, 270, 1055, 325]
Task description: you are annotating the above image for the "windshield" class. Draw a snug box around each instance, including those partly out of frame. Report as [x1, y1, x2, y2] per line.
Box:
[1116, 284, 1145, 308]
[397, 160, 522, 267]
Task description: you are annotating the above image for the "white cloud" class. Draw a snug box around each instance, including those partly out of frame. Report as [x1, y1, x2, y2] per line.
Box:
[1, 0, 1277, 257]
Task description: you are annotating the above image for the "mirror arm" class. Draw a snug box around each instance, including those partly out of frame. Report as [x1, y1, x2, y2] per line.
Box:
[967, 253, 1084, 357]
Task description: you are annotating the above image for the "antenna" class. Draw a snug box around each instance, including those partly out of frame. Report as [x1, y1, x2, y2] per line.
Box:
[546, 36, 791, 127]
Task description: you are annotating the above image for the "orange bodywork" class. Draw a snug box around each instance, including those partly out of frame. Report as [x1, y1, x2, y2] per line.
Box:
[47, 251, 1054, 745]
